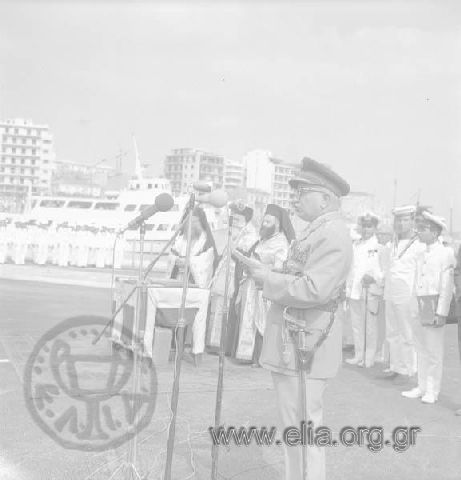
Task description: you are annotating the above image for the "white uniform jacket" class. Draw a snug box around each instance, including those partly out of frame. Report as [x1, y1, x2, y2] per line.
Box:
[415, 242, 456, 317]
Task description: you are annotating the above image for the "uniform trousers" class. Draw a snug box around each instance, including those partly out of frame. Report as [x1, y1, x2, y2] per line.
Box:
[95, 248, 106, 268]
[77, 246, 89, 267]
[14, 244, 27, 265]
[36, 243, 49, 265]
[272, 372, 326, 480]
[458, 305, 461, 362]
[375, 298, 388, 362]
[349, 296, 379, 366]
[58, 244, 69, 267]
[411, 318, 445, 396]
[385, 298, 417, 375]
[339, 302, 354, 347]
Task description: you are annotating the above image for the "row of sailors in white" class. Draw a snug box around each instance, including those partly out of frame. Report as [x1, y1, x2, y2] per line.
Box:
[0, 221, 126, 268]
[345, 205, 456, 404]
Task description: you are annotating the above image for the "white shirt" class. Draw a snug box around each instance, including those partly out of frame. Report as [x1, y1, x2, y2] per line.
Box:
[384, 236, 425, 301]
[415, 241, 455, 316]
[347, 235, 383, 300]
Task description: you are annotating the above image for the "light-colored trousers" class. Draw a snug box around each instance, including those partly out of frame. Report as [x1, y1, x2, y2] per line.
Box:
[35, 244, 49, 265]
[349, 296, 379, 365]
[58, 244, 69, 267]
[14, 244, 27, 265]
[272, 372, 327, 480]
[375, 298, 388, 362]
[95, 248, 106, 268]
[411, 319, 445, 395]
[385, 298, 418, 375]
[77, 246, 89, 267]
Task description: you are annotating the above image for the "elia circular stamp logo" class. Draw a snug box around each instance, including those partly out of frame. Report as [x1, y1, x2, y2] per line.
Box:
[24, 316, 157, 451]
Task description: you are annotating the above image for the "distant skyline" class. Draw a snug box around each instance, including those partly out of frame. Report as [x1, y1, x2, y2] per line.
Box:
[0, 1, 460, 228]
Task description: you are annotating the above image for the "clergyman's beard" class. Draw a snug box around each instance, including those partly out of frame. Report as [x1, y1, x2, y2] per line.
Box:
[260, 225, 276, 240]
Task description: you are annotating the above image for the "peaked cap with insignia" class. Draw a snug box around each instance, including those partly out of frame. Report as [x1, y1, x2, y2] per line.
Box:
[289, 157, 350, 197]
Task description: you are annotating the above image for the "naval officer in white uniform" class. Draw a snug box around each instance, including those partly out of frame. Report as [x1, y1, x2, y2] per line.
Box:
[402, 211, 455, 403]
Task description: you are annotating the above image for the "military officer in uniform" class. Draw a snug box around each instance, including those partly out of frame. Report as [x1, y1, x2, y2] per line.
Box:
[345, 213, 384, 368]
[383, 206, 424, 381]
[402, 211, 455, 404]
[454, 243, 461, 416]
[248, 157, 352, 480]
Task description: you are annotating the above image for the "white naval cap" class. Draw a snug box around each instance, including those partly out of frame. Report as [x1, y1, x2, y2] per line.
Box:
[421, 211, 447, 230]
[392, 205, 416, 217]
[358, 211, 380, 226]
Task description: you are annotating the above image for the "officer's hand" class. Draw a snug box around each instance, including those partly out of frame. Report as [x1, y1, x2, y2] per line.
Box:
[433, 315, 446, 328]
[362, 274, 375, 287]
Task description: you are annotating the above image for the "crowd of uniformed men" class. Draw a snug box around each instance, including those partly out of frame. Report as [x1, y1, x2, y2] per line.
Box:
[1, 157, 460, 480]
[0, 220, 126, 268]
[163, 157, 460, 480]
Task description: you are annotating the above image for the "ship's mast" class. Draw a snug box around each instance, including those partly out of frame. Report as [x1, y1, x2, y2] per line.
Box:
[132, 134, 143, 180]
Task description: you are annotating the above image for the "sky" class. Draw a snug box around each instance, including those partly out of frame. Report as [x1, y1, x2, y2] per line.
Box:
[0, 0, 460, 228]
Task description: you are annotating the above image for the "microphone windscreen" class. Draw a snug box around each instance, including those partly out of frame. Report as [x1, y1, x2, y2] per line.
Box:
[155, 193, 175, 212]
[198, 190, 228, 208]
[193, 182, 212, 193]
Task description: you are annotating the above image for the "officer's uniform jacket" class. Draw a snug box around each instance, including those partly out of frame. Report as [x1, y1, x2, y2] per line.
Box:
[346, 235, 384, 300]
[415, 241, 456, 318]
[454, 246, 461, 318]
[384, 237, 425, 302]
[260, 211, 353, 378]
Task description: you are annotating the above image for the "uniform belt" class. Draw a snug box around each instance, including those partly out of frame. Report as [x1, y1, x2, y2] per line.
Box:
[282, 292, 344, 372]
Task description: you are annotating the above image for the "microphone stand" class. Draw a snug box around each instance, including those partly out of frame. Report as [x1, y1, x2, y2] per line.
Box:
[211, 212, 233, 480]
[90, 196, 197, 480]
[164, 193, 195, 480]
[124, 220, 147, 480]
[104, 220, 148, 480]
[93, 210, 191, 345]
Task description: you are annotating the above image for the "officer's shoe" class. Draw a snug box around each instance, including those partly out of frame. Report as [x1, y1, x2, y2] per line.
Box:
[401, 387, 423, 399]
[421, 392, 438, 404]
[345, 357, 361, 365]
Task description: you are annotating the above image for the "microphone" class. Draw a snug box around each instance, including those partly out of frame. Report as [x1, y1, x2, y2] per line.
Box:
[124, 192, 174, 230]
[192, 182, 212, 193]
[196, 189, 228, 208]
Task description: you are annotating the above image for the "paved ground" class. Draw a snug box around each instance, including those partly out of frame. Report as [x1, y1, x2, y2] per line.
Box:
[1, 274, 461, 480]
